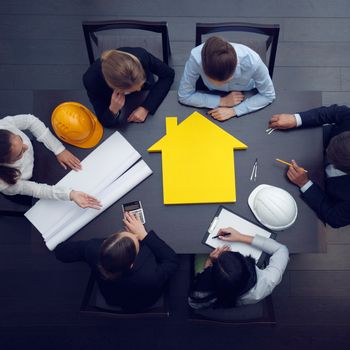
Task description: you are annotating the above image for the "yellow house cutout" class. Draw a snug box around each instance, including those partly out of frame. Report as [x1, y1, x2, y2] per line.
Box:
[148, 111, 248, 204]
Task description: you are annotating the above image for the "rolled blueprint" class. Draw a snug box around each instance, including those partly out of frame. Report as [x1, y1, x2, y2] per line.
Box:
[45, 160, 152, 250]
[25, 131, 152, 250]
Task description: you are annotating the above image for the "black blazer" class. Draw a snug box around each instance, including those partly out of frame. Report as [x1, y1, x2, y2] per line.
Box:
[83, 47, 175, 127]
[55, 230, 178, 312]
[298, 105, 350, 228]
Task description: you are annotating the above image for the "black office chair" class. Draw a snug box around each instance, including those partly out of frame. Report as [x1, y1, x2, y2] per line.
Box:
[0, 194, 32, 217]
[80, 272, 170, 319]
[82, 20, 171, 65]
[196, 22, 280, 79]
[188, 255, 276, 325]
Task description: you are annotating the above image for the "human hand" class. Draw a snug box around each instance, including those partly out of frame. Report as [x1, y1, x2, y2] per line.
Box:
[109, 90, 125, 114]
[217, 228, 254, 245]
[287, 160, 309, 188]
[209, 246, 230, 261]
[56, 150, 82, 171]
[204, 246, 230, 268]
[268, 114, 297, 130]
[208, 107, 236, 121]
[70, 190, 102, 210]
[220, 91, 244, 107]
[217, 227, 242, 242]
[127, 106, 149, 123]
[123, 211, 147, 240]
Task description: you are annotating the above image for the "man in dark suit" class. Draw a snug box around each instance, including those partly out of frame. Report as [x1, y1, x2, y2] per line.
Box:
[269, 104, 350, 228]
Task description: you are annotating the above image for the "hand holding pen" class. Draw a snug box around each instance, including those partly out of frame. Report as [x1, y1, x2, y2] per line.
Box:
[213, 227, 242, 242]
[213, 227, 254, 245]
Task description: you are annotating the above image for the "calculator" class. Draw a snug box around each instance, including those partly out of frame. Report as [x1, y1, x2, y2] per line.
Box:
[122, 200, 146, 224]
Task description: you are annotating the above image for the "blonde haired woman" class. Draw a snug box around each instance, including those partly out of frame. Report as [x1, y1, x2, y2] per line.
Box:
[83, 48, 175, 127]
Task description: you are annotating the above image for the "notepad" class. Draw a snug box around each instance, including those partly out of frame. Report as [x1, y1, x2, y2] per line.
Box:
[202, 206, 275, 266]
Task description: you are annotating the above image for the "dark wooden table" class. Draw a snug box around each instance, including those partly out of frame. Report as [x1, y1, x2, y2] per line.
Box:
[32, 90, 325, 253]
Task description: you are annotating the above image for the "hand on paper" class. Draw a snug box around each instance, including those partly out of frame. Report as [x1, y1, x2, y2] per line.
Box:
[204, 246, 230, 268]
[207, 107, 236, 121]
[268, 114, 297, 130]
[218, 228, 254, 244]
[123, 211, 147, 240]
[287, 160, 309, 188]
[70, 190, 102, 210]
[217, 227, 242, 242]
[56, 150, 82, 171]
[220, 91, 244, 107]
[127, 106, 149, 123]
[109, 91, 125, 114]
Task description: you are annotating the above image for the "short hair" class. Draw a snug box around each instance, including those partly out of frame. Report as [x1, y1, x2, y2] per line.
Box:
[326, 131, 350, 174]
[101, 50, 146, 91]
[201, 36, 237, 81]
[98, 233, 137, 281]
[212, 251, 257, 308]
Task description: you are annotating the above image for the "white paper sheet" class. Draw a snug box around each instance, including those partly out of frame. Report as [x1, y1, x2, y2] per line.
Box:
[45, 160, 152, 250]
[25, 132, 141, 235]
[25, 131, 152, 251]
[205, 207, 272, 262]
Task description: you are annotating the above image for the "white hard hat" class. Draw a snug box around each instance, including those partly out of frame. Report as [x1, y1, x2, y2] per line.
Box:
[248, 184, 298, 231]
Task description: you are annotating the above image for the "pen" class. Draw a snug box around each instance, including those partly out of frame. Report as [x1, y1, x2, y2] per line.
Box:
[275, 158, 308, 173]
[212, 232, 231, 239]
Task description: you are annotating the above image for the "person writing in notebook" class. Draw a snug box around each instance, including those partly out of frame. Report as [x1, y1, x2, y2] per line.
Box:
[55, 212, 178, 312]
[0, 114, 101, 209]
[178, 36, 275, 121]
[189, 227, 289, 309]
[83, 48, 175, 127]
[268, 104, 350, 228]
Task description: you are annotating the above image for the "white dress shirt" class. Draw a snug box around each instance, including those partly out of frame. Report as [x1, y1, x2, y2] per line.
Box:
[238, 235, 289, 305]
[0, 114, 71, 200]
[178, 43, 276, 116]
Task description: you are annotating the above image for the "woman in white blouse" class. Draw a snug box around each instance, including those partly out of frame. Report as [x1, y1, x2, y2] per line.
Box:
[189, 227, 289, 309]
[0, 114, 101, 209]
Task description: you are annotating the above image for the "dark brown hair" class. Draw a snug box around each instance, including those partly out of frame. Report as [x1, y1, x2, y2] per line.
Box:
[201, 36, 237, 81]
[0, 129, 21, 185]
[212, 251, 257, 308]
[98, 232, 137, 281]
[101, 50, 146, 91]
[326, 131, 350, 174]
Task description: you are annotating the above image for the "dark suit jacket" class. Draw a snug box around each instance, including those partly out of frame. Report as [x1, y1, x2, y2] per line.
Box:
[298, 105, 350, 228]
[55, 230, 178, 312]
[83, 47, 175, 127]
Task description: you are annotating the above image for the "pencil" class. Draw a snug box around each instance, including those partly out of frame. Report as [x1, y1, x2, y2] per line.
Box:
[275, 158, 308, 173]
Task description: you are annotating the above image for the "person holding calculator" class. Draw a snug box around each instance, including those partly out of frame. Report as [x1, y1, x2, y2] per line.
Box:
[55, 212, 178, 312]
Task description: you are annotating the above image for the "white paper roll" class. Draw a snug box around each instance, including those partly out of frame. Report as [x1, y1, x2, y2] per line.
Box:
[45, 160, 152, 251]
[25, 131, 153, 251]
[25, 131, 141, 236]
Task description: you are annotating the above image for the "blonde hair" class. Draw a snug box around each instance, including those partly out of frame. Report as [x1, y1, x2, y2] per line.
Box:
[101, 50, 146, 90]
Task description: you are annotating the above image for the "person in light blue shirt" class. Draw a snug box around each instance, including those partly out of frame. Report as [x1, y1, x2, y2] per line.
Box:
[178, 36, 276, 121]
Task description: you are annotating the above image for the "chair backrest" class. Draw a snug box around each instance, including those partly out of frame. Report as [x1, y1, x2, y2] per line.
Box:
[80, 272, 170, 319]
[196, 22, 280, 79]
[189, 295, 275, 325]
[0, 193, 31, 217]
[82, 20, 171, 65]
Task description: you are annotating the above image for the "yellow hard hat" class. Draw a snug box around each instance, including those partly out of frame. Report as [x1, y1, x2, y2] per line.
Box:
[51, 102, 103, 148]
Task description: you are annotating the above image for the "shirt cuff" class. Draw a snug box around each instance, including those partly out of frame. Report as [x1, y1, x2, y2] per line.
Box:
[206, 94, 221, 109]
[300, 180, 313, 193]
[294, 113, 302, 127]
